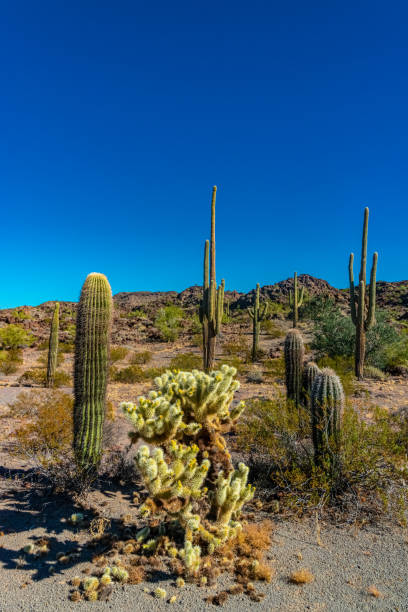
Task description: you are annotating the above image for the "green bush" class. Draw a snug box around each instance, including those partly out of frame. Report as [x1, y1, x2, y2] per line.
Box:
[123, 308, 147, 319]
[169, 352, 202, 370]
[260, 319, 285, 338]
[316, 355, 355, 396]
[0, 325, 34, 349]
[155, 305, 184, 342]
[129, 350, 153, 365]
[110, 346, 129, 363]
[59, 342, 74, 353]
[13, 309, 31, 320]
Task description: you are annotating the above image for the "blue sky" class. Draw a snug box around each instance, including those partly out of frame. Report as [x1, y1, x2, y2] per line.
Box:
[1, 1, 407, 307]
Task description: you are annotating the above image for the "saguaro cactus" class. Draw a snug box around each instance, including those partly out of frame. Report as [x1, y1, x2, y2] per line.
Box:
[348, 208, 378, 379]
[199, 186, 225, 372]
[73, 273, 113, 471]
[247, 283, 268, 362]
[289, 272, 304, 328]
[301, 361, 320, 408]
[46, 302, 59, 388]
[310, 368, 344, 468]
[284, 329, 304, 409]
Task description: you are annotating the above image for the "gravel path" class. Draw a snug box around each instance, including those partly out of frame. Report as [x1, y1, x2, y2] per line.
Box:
[0, 494, 407, 612]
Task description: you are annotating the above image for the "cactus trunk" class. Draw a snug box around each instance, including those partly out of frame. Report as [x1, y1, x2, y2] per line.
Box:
[289, 272, 304, 328]
[199, 187, 224, 372]
[311, 368, 344, 470]
[46, 303, 59, 388]
[301, 361, 320, 408]
[247, 283, 268, 362]
[284, 329, 304, 409]
[73, 273, 113, 472]
[349, 208, 378, 379]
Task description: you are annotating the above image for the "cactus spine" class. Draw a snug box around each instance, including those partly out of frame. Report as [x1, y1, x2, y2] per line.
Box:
[247, 283, 268, 362]
[289, 272, 304, 328]
[46, 303, 59, 388]
[310, 368, 344, 467]
[284, 329, 304, 409]
[199, 186, 225, 372]
[301, 361, 320, 408]
[348, 208, 378, 379]
[73, 273, 113, 471]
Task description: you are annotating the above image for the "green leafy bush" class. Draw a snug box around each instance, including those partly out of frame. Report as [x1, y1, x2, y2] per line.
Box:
[0, 325, 34, 349]
[110, 365, 145, 383]
[13, 309, 31, 320]
[129, 350, 153, 365]
[169, 352, 202, 370]
[155, 305, 184, 342]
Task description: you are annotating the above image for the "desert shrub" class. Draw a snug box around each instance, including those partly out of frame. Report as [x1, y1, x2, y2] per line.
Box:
[59, 342, 74, 353]
[19, 368, 71, 387]
[222, 335, 249, 357]
[62, 323, 76, 343]
[237, 393, 408, 522]
[246, 368, 264, 384]
[169, 352, 202, 370]
[191, 333, 202, 347]
[364, 365, 388, 380]
[0, 324, 34, 349]
[13, 309, 31, 320]
[260, 319, 285, 337]
[0, 360, 19, 374]
[144, 366, 167, 378]
[263, 356, 285, 380]
[221, 356, 247, 374]
[110, 346, 129, 363]
[155, 305, 184, 342]
[126, 308, 147, 319]
[129, 350, 153, 365]
[11, 390, 73, 464]
[110, 365, 145, 384]
[37, 350, 64, 367]
[188, 312, 202, 334]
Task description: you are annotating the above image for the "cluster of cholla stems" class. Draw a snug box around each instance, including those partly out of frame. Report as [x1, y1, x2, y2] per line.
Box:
[121, 365, 255, 576]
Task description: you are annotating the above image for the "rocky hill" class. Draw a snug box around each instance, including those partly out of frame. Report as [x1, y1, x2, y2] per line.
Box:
[0, 275, 407, 346]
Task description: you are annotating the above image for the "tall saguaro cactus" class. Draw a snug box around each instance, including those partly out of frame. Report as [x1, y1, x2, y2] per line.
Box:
[284, 328, 304, 409]
[46, 302, 59, 388]
[348, 208, 378, 379]
[199, 186, 225, 372]
[73, 273, 113, 472]
[247, 283, 268, 362]
[289, 272, 304, 328]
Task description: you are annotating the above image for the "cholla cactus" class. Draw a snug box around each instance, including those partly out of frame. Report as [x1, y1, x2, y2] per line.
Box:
[122, 365, 254, 576]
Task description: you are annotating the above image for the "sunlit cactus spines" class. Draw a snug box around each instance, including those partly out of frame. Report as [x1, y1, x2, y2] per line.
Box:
[284, 328, 305, 409]
[122, 364, 253, 576]
[46, 302, 59, 388]
[310, 367, 344, 467]
[247, 283, 269, 362]
[199, 186, 225, 372]
[301, 361, 321, 408]
[349, 207, 378, 379]
[73, 273, 113, 472]
[289, 272, 304, 328]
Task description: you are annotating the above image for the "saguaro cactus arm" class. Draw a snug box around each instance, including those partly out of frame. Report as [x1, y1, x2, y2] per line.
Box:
[348, 253, 357, 325]
[366, 252, 378, 330]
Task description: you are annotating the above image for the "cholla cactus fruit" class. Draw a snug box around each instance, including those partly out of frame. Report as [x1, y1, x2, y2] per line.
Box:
[82, 576, 99, 592]
[154, 587, 167, 599]
[169, 595, 177, 603]
[111, 566, 129, 582]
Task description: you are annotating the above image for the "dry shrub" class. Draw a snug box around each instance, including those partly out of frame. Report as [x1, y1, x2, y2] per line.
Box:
[11, 390, 73, 462]
[367, 584, 382, 598]
[126, 565, 146, 584]
[222, 335, 249, 357]
[289, 569, 314, 584]
[19, 368, 71, 387]
[129, 351, 152, 365]
[110, 346, 129, 363]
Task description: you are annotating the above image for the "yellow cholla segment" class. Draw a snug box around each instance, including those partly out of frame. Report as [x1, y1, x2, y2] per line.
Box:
[214, 462, 255, 527]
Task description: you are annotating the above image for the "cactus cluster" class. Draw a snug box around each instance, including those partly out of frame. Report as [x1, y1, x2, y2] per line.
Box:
[348, 207, 378, 379]
[289, 272, 304, 328]
[247, 283, 269, 361]
[46, 302, 59, 388]
[199, 186, 225, 372]
[284, 328, 305, 409]
[122, 364, 254, 575]
[73, 273, 113, 472]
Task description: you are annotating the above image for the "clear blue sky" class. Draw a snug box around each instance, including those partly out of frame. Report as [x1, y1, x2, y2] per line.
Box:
[1, 1, 407, 308]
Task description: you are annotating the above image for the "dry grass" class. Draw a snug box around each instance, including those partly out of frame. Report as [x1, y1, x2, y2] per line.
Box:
[289, 568, 315, 584]
[367, 584, 383, 598]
